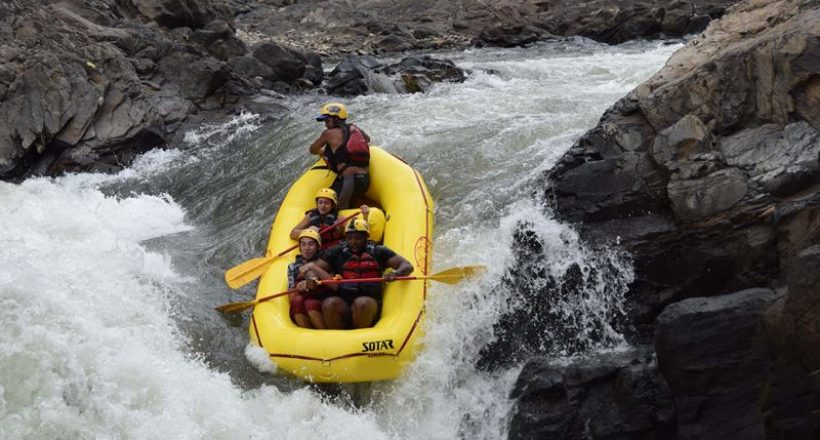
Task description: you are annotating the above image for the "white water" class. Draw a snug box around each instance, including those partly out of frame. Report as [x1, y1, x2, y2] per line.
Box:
[0, 40, 679, 439]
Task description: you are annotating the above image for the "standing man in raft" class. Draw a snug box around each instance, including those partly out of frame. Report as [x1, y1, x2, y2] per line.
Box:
[309, 102, 371, 209]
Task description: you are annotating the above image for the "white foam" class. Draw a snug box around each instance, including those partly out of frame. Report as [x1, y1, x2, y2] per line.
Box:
[1, 40, 676, 439]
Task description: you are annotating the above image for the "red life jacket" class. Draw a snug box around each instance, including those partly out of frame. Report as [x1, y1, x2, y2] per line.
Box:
[306, 209, 343, 249]
[322, 123, 369, 173]
[341, 246, 381, 280]
[343, 123, 370, 166]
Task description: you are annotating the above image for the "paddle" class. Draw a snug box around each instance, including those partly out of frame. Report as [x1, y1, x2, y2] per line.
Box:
[215, 265, 486, 314]
[223, 211, 361, 289]
[319, 265, 487, 286]
[215, 287, 301, 314]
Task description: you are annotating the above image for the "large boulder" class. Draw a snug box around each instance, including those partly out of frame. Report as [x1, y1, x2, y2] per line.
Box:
[544, 1, 820, 436]
[509, 347, 675, 440]
[0, 0, 313, 179]
[130, 0, 231, 29]
[324, 54, 467, 96]
[546, 0, 820, 327]
[655, 288, 776, 440]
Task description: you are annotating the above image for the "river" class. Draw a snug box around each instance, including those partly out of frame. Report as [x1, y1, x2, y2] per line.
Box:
[0, 39, 680, 439]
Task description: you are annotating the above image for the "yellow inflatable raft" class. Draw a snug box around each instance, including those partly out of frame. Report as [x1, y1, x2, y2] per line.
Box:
[249, 147, 434, 383]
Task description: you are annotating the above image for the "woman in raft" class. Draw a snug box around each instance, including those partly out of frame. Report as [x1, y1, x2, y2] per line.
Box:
[290, 187, 369, 251]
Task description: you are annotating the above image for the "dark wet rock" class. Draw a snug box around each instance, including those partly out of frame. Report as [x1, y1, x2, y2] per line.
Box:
[655, 288, 776, 440]
[251, 42, 308, 84]
[234, 0, 738, 55]
[132, 0, 231, 29]
[509, 347, 675, 440]
[541, 0, 820, 437]
[191, 19, 247, 61]
[473, 24, 551, 48]
[0, 0, 322, 179]
[546, 0, 820, 327]
[324, 54, 466, 96]
[476, 223, 630, 371]
[324, 56, 394, 96]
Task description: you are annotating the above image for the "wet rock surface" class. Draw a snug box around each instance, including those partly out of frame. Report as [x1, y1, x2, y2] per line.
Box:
[0, 0, 324, 179]
[235, 0, 737, 54]
[508, 347, 675, 440]
[655, 288, 776, 440]
[539, 0, 820, 438]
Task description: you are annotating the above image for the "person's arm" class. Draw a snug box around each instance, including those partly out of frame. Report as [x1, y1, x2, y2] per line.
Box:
[384, 254, 413, 281]
[309, 259, 338, 291]
[309, 130, 328, 155]
[289, 215, 313, 239]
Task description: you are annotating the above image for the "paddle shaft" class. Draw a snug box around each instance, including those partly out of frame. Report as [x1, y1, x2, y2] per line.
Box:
[320, 275, 423, 285]
[272, 211, 361, 258]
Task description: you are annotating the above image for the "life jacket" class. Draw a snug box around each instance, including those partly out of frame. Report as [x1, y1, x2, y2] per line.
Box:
[339, 242, 382, 293]
[287, 255, 331, 295]
[306, 208, 343, 249]
[322, 123, 370, 173]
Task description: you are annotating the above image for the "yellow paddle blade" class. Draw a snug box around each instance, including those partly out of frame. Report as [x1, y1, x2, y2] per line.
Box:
[427, 265, 487, 284]
[216, 288, 299, 314]
[224, 255, 276, 289]
[215, 299, 258, 314]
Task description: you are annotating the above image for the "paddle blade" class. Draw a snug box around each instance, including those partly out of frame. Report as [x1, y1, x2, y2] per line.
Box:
[224, 255, 275, 289]
[428, 265, 486, 284]
[215, 299, 257, 314]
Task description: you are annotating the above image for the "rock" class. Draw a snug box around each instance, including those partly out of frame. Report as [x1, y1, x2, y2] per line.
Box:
[324, 55, 403, 95]
[374, 34, 414, 52]
[667, 167, 748, 222]
[650, 114, 713, 170]
[251, 42, 307, 84]
[655, 288, 776, 440]
[476, 223, 631, 371]
[131, 0, 231, 29]
[160, 52, 231, 100]
[228, 55, 274, 80]
[720, 122, 820, 197]
[473, 24, 546, 48]
[191, 19, 247, 60]
[546, 0, 820, 323]
[509, 347, 675, 440]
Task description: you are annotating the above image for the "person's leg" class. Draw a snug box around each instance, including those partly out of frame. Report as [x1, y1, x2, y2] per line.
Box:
[335, 174, 355, 209]
[322, 296, 350, 329]
[305, 299, 326, 329]
[351, 174, 370, 204]
[351, 296, 378, 328]
[290, 294, 313, 328]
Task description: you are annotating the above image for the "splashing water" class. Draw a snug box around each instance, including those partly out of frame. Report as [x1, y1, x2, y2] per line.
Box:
[0, 40, 680, 439]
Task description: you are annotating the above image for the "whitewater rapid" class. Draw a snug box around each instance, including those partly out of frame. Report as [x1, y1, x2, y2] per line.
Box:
[0, 39, 680, 439]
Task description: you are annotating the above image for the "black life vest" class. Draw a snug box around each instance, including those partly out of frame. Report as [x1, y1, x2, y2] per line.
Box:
[288, 254, 331, 295]
[306, 208, 343, 249]
[322, 123, 370, 173]
[339, 242, 382, 293]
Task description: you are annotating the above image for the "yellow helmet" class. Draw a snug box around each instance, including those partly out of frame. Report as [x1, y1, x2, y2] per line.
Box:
[345, 218, 370, 235]
[315, 188, 338, 205]
[298, 229, 322, 246]
[316, 102, 348, 121]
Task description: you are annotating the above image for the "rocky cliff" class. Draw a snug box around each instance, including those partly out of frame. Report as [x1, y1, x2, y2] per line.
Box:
[516, 0, 820, 438]
[1, 0, 736, 180]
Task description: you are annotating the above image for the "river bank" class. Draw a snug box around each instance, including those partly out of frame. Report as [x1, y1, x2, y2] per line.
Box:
[0, 0, 735, 180]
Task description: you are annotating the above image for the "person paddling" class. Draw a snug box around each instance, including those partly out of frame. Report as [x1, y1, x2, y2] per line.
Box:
[309, 103, 371, 209]
[315, 219, 413, 329]
[290, 187, 370, 250]
[287, 230, 335, 329]
[290, 188, 345, 250]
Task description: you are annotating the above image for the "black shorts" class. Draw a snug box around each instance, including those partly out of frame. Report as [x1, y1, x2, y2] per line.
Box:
[331, 173, 370, 210]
